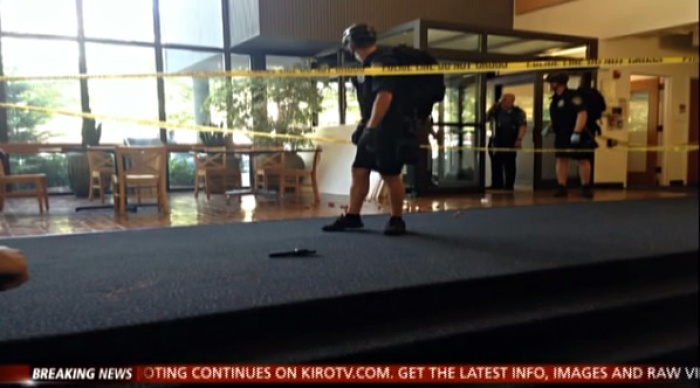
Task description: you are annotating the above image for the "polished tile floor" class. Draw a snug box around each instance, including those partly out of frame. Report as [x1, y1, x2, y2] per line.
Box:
[0, 188, 695, 239]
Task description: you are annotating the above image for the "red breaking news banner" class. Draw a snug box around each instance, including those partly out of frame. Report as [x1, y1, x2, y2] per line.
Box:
[0, 365, 698, 384]
[0, 366, 30, 384]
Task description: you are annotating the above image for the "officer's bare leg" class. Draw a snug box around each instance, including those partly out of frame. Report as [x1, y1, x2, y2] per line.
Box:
[556, 158, 569, 186]
[348, 167, 371, 215]
[381, 174, 405, 217]
[578, 159, 592, 186]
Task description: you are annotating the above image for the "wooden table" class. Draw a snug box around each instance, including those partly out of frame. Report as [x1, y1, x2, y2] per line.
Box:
[221, 148, 318, 205]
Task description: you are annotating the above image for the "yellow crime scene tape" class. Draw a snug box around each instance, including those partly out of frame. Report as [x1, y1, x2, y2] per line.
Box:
[0, 102, 341, 146]
[0, 56, 696, 81]
[0, 55, 697, 153]
[1, 102, 696, 154]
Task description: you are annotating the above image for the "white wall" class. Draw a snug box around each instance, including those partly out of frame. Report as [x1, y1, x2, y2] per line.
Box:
[597, 36, 698, 185]
[515, 0, 699, 39]
[595, 68, 630, 185]
[516, 2, 698, 186]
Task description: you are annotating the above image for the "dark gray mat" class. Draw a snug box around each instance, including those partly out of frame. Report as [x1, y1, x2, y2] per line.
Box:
[0, 198, 697, 342]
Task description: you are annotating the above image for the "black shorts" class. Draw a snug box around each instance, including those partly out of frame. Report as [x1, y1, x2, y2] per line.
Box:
[352, 127, 404, 176]
[554, 129, 596, 160]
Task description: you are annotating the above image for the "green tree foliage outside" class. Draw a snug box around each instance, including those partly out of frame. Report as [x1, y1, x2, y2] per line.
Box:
[5, 81, 71, 190]
[6, 81, 60, 143]
[205, 64, 328, 149]
[165, 79, 196, 187]
[10, 154, 69, 191]
[169, 153, 195, 187]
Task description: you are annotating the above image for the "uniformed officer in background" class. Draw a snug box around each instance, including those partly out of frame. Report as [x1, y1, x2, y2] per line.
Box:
[544, 73, 595, 198]
[487, 93, 527, 191]
[322, 24, 408, 236]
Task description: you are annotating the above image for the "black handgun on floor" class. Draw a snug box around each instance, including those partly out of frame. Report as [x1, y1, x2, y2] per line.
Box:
[269, 249, 317, 258]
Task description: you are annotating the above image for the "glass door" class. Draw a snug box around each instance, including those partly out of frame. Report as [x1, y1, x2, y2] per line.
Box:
[418, 73, 484, 194]
[627, 77, 660, 186]
[488, 82, 536, 191]
[488, 72, 539, 191]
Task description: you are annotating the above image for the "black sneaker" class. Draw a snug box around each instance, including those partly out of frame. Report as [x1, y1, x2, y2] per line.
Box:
[582, 186, 594, 198]
[553, 185, 568, 198]
[384, 217, 407, 236]
[322, 214, 363, 232]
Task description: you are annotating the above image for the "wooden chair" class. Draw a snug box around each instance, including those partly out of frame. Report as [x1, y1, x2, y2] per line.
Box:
[194, 147, 227, 200]
[113, 146, 168, 216]
[253, 148, 286, 197]
[0, 160, 49, 213]
[281, 147, 322, 205]
[87, 149, 114, 205]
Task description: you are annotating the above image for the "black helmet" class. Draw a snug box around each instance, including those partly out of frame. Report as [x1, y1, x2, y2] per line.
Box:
[342, 24, 377, 50]
[546, 72, 569, 84]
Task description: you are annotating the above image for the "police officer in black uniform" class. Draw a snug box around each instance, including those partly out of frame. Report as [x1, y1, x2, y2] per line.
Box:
[487, 93, 527, 191]
[544, 73, 594, 198]
[322, 24, 408, 236]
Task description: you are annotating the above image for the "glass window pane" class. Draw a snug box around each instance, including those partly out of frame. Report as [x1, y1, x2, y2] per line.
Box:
[487, 35, 521, 50]
[428, 29, 479, 51]
[433, 70, 477, 124]
[486, 81, 495, 139]
[10, 154, 70, 193]
[488, 35, 570, 56]
[163, 49, 224, 144]
[83, 0, 154, 42]
[2, 38, 82, 143]
[500, 83, 535, 189]
[0, 0, 77, 36]
[378, 30, 414, 47]
[628, 91, 650, 133]
[345, 79, 362, 125]
[169, 151, 243, 190]
[230, 54, 252, 146]
[160, 0, 223, 47]
[442, 84, 460, 123]
[628, 91, 651, 173]
[86, 43, 159, 145]
[463, 78, 477, 124]
[169, 152, 195, 189]
[429, 125, 479, 188]
[540, 45, 588, 58]
[208, 56, 319, 148]
[318, 81, 340, 127]
[231, 54, 250, 70]
[266, 56, 306, 70]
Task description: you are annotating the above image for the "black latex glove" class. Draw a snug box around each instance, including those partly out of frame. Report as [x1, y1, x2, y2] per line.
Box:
[351, 123, 365, 145]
